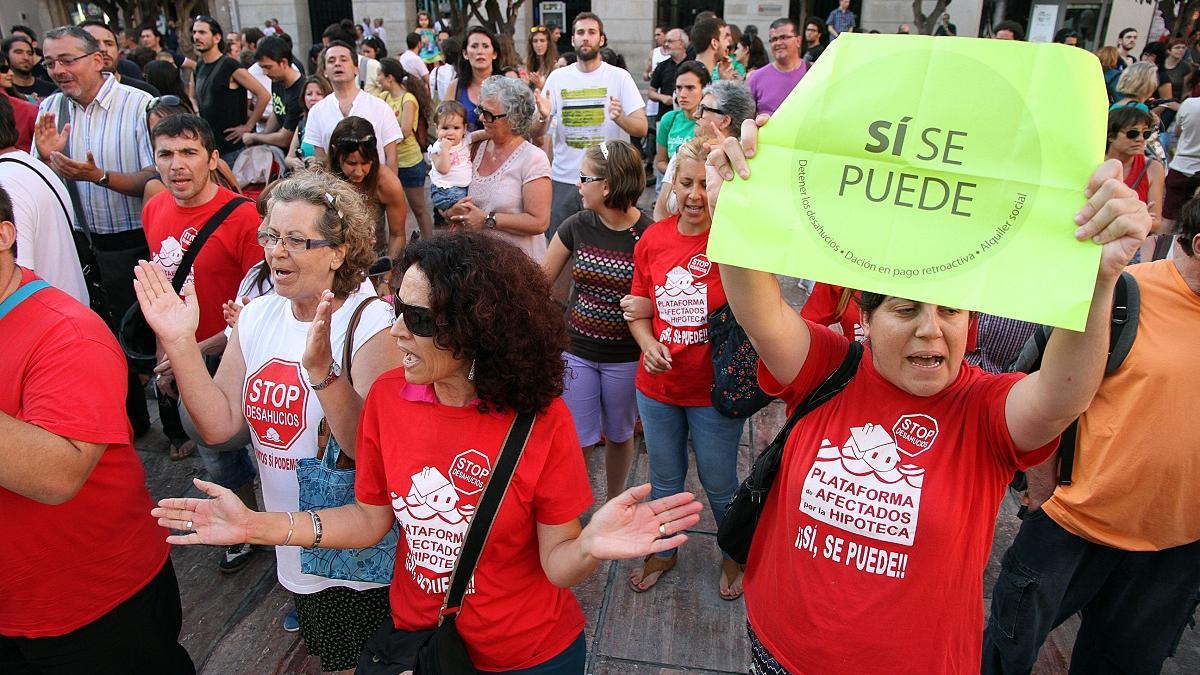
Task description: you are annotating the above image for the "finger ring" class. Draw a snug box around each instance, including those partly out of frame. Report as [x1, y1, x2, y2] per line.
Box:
[658, 523, 666, 536]
[186, 520, 193, 530]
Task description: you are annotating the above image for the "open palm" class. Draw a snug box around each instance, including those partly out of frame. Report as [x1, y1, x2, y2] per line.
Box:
[151, 478, 253, 546]
[583, 484, 703, 560]
[133, 260, 199, 346]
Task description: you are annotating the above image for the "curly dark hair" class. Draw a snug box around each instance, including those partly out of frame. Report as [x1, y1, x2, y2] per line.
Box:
[395, 231, 568, 415]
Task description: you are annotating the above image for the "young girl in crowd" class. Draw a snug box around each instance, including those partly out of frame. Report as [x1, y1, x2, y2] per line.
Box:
[543, 140, 652, 501]
[377, 58, 436, 239]
[428, 101, 472, 226]
[284, 75, 332, 173]
[526, 25, 559, 87]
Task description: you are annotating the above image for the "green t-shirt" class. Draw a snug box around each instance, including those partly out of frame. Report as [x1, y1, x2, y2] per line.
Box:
[711, 60, 747, 81]
[657, 109, 697, 159]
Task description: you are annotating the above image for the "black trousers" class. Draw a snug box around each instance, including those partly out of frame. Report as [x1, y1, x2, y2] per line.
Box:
[0, 558, 194, 675]
[982, 508, 1200, 675]
[92, 231, 152, 436]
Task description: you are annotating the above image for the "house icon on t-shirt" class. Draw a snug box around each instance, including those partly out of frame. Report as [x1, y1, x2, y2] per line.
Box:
[408, 467, 459, 513]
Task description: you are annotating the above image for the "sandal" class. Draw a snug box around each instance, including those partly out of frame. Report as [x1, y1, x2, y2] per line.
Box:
[719, 559, 745, 601]
[629, 553, 677, 593]
[170, 439, 196, 461]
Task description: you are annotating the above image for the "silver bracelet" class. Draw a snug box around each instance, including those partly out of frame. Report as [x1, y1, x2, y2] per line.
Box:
[307, 509, 323, 548]
[281, 511, 295, 546]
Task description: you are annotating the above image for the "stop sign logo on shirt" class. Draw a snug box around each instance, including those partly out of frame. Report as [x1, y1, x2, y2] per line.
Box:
[449, 449, 491, 496]
[892, 414, 939, 457]
[244, 358, 309, 451]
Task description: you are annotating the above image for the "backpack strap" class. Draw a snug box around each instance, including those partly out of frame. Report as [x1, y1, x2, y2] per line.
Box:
[1058, 271, 1139, 485]
[747, 341, 863, 503]
[171, 197, 252, 294]
[0, 279, 51, 321]
[439, 411, 536, 621]
[0, 158, 74, 230]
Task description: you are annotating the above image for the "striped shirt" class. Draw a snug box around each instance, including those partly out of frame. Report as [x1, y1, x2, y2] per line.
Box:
[35, 74, 153, 235]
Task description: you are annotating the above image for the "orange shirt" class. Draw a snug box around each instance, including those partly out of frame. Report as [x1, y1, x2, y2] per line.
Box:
[1043, 260, 1200, 551]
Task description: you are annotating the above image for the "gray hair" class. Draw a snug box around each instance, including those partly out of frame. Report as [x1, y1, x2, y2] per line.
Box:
[44, 26, 101, 53]
[703, 80, 756, 138]
[480, 75, 536, 135]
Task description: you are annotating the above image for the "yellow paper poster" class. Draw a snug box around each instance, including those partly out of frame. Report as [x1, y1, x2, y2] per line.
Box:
[708, 34, 1107, 330]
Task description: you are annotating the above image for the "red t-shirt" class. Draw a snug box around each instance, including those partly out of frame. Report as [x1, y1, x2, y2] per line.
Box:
[6, 94, 37, 153]
[142, 187, 262, 340]
[0, 269, 170, 637]
[800, 283, 863, 341]
[630, 215, 726, 406]
[355, 371, 593, 671]
[743, 322, 1057, 674]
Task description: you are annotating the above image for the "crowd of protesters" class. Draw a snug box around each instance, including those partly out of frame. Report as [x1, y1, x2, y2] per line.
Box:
[0, 9, 1196, 675]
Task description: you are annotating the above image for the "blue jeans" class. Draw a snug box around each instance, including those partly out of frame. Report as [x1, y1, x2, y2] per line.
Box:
[636, 391, 745, 558]
[479, 632, 585, 673]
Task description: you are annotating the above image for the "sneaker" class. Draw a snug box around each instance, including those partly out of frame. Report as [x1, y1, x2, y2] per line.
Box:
[283, 606, 300, 633]
[218, 543, 255, 574]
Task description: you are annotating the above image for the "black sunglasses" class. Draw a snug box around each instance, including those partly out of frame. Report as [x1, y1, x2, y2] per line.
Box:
[1121, 128, 1153, 141]
[392, 300, 437, 337]
[0, 63, 9, 74]
[699, 104, 726, 116]
[474, 106, 508, 124]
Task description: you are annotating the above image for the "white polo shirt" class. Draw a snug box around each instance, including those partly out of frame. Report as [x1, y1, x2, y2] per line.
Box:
[303, 89, 403, 161]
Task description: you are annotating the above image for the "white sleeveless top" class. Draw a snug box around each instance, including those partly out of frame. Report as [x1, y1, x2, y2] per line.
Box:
[237, 290, 393, 594]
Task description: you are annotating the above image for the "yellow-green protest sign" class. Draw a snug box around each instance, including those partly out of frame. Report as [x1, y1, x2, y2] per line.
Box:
[708, 34, 1107, 330]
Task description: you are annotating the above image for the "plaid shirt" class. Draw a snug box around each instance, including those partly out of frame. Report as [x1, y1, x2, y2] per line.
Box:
[36, 74, 153, 235]
[965, 314, 1038, 374]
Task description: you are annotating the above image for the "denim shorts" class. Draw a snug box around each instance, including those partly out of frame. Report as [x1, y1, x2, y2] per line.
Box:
[397, 160, 429, 188]
[429, 184, 468, 211]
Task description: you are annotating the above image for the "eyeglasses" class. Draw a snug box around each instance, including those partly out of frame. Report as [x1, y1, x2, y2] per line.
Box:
[579, 174, 604, 184]
[699, 104, 726, 116]
[1121, 128, 1153, 141]
[392, 300, 437, 337]
[768, 34, 797, 43]
[474, 106, 508, 123]
[43, 52, 98, 69]
[256, 231, 336, 252]
[530, 26, 547, 33]
[148, 94, 183, 112]
[333, 134, 375, 151]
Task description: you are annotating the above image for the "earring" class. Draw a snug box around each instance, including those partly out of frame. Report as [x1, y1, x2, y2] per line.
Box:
[467, 359, 476, 381]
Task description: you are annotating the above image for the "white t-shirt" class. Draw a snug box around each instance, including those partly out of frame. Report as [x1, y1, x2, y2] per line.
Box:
[429, 64, 455, 102]
[0, 151, 88, 304]
[1170, 96, 1200, 175]
[428, 138, 471, 187]
[303, 89, 402, 162]
[399, 50, 430, 80]
[237, 290, 392, 594]
[541, 62, 646, 183]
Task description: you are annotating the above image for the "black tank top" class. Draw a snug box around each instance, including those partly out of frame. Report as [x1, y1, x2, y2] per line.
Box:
[196, 55, 248, 156]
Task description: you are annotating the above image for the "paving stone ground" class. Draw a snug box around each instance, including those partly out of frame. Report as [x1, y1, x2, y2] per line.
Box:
[134, 190, 1198, 673]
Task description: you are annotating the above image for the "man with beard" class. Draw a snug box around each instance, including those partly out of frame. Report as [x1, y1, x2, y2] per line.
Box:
[3, 36, 56, 101]
[192, 16, 269, 165]
[33, 25, 156, 434]
[747, 17, 807, 116]
[536, 12, 646, 238]
[78, 21, 159, 97]
[1116, 27, 1139, 70]
[140, 113, 262, 572]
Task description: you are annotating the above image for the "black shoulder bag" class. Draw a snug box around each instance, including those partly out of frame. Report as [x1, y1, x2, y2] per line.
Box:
[358, 412, 537, 675]
[717, 341, 864, 564]
[118, 197, 252, 373]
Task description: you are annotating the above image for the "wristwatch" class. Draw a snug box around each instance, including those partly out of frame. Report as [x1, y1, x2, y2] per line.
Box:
[484, 212, 497, 230]
[96, 170, 110, 187]
[310, 362, 342, 391]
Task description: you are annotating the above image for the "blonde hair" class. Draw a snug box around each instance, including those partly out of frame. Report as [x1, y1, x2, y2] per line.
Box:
[265, 172, 377, 296]
[676, 136, 709, 164]
[1095, 46, 1119, 71]
[1116, 62, 1159, 100]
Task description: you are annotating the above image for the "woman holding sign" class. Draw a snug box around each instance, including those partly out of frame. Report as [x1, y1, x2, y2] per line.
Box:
[707, 119, 1150, 673]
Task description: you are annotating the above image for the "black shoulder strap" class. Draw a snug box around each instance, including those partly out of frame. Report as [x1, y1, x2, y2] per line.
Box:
[0, 157, 74, 230]
[172, 197, 252, 293]
[747, 341, 863, 502]
[1106, 271, 1139, 374]
[439, 411, 537, 621]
